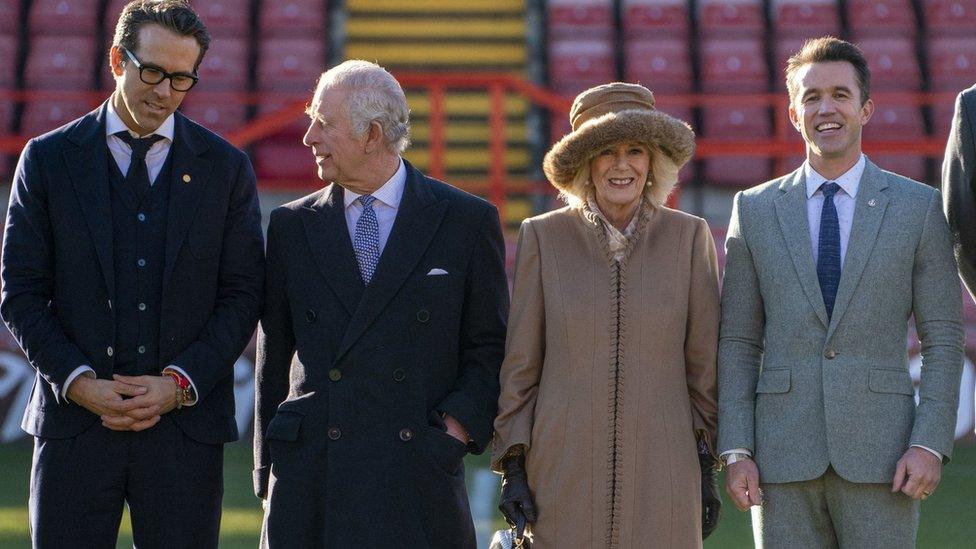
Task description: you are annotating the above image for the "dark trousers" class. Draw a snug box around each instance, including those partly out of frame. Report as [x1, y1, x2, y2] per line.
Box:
[29, 416, 223, 549]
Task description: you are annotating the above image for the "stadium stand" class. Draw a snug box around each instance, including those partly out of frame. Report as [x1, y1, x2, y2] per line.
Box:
[548, 0, 614, 38]
[259, 0, 328, 38]
[624, 38, 693, 94]
[0, 0, 19, 34]
[29, 0, 99, 35]
[770, 0, 841, 36]
[854, 37, 922, 91]
[192, 37, 250, 91]
[921, 0, 976, 34]
[697, 0, 765, 36]
[699, 37, 768, 94]
[24, 36, 97, 90]
[846, 0, 917, 36]
[621, 0, 689, 39]
[20, 97, 93, 136]
[0, 34, 16, 89]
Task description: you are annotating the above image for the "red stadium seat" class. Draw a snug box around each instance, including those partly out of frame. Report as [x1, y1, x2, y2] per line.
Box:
[195, 0, 251, 37]
[179, 96, 248, 137]
[863, 105, 924, 141]
[922, 0, 976, 35]
[20, 98, 94, 136]
[773, 37, 807, 91]
[846, 0, 916, 36]
[656, 105, 697, 183]
[0, 35, 17, 89]
[702, 106, 773, 186]
[699, 38, 768, 93]
[927, 37, 976, 91]
[697, 0, 764, 36]
[855, 37, 921, 91]
[548, 38, 615, 93]
[871, 155, 927, 181]
[194, 38, 249, 91]
[704, 157, 773, 187]
[548, 0, 614, 39]
[254, 141, 317, 181]
[257, 38, 328, 92]
[259, 0, 329, 37]
[624, 38, 693, 94]
[621, 0, 689, 38]
[254, 100, 311, 138]
[771, 0, 842, 37]
[0, 1, 20, 34]
[25, 36, 97, 89]
[932, 102, 956, 138]
[29, 0, 100, 35]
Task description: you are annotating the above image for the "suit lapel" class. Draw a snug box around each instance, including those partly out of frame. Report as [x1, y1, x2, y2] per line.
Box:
[826, 160, 889, 338]
[300, 184, 364, 317]
[163, 114, 211, 292]
[336, 163, 448, 362]
[773, 168, 830, 328]
[64, 104, 115, 302]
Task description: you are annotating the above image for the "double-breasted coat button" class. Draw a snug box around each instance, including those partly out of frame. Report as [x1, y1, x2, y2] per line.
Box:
[392, 368, 406, 382]
[399, 428, 413, 441]
[138, 345, 146, 354]
[329, 369, 342, 382]
[416, 309, 430, 323]
[106, 346, 114, 357]
[306, 309, 317, 323]
[824, 349, 837, 359]
[328, 427, 341, 440]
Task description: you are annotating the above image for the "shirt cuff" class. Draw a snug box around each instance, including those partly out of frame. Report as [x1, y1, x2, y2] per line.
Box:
[720, 448, 752, 458]
[163, 365, 198, 406]
[911, 445, 942, 461]
[62, 366, 96, 402]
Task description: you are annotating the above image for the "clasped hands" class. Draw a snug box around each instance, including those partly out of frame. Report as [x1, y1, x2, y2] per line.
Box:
[725, 447, 942, 511]
[66, 374, 179, 431]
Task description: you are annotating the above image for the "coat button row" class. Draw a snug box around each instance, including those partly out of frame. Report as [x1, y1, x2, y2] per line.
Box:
[416, 309, 430, 323]
[329, 369, 342, 382]
[824, 349, 837, 359]
[392, 368, 406, 382]
[107, 346, 114, 357]
[399, 428, 413, 441]
[328, 427, 341, 440]
[306, 309, 316, 323]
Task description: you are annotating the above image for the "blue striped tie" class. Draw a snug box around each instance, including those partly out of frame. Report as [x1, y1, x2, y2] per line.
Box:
[353, 195, 380, 284]
[817, 182, 841, 319]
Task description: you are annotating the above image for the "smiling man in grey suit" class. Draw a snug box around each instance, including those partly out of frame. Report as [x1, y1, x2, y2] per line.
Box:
[718, 37, 964, 548]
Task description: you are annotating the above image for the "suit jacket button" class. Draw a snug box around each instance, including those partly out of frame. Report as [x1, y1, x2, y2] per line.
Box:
[329, 369, 342, 382]
[416, 309, 430, 323]
[328, 427, 341, 440]
[306, 309, 317, 323]
[106, 346, 114, 357]
[399, 428, 413, 441]
[392, 368, 406, 382]
[824, 349, 837, 359]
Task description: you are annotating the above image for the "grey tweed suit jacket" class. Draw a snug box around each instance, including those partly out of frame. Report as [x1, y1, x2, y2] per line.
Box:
[718, 158, 964, 484]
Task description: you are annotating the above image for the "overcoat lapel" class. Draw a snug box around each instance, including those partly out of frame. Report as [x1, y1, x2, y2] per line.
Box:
[335, 163, 447, 363]
[826, 160, 889, 339]
[300, 184, 365, 317]
[774, 168, 830, 328]
[64, 104, 115, 303]
[163, 114, 211, 293]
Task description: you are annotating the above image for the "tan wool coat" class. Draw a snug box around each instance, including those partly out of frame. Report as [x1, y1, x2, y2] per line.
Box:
[491, 204, 719, 548]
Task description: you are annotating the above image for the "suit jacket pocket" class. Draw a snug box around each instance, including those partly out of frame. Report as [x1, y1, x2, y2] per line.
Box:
[868, 369, 914, 395]
[265, 411, 303, 442]
[756, 369, 791, 394]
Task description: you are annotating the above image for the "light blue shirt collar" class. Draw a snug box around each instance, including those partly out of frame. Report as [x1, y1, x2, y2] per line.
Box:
[343, 159, 406, 210]
[804, 154, 866, 199]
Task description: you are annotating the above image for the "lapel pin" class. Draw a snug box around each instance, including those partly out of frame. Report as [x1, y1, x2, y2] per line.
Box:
[182, 174, 191, 183]
[868, 199, 877, 207]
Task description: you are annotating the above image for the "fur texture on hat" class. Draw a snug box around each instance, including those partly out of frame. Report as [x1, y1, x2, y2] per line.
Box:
[543, 86, 696, 207]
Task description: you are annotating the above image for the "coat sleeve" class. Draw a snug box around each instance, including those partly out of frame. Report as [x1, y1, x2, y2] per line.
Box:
[717, 192, 765, 455]
[684, 218, 720, 453]
[435, 204, 509, 454]
[253, 208, 296, 498]
[942, 88, 976, 299]
[910, 189, 965, 461]
[489, 219, 545, 472]
[169, 152, 265, 402]
[0, 139, 90, 401]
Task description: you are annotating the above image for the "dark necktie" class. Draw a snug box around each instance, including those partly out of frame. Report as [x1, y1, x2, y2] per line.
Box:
[115, 131, 164, 198]
[353, 195, 380, 284]
[817, 182, 842, 319]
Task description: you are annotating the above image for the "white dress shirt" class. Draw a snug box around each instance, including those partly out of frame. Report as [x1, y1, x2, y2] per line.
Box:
[62, 103, 197, 405]
[722, 154, 940, 462]
[342, 159, 406, 256]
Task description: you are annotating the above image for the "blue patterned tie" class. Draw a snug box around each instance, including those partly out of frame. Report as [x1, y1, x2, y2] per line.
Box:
[353, 195, 380, 284]
[817, 182, 841, 319]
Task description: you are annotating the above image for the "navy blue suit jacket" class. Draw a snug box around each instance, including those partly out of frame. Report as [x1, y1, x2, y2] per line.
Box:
[1, 103, 264, 444]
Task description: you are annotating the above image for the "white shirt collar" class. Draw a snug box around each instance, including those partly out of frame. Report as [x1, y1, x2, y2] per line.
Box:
[343, 159, 406, 209]
[105, 98, 175, 142]
[804, 154, 866, 199]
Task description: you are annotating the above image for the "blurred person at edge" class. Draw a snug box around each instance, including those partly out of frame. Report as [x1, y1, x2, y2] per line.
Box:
[0, 1, 264, 547]
[253, 60, 509, 547]
[491, 82, 721, 547]
[719, 37, 963, 548]
[943, 86, 976, 309]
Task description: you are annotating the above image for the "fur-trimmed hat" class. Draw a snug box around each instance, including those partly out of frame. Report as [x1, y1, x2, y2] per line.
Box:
[543, 82, 696, 206]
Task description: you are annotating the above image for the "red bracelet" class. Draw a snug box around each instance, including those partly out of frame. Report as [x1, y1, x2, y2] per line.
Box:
[162, 370, 192, 408]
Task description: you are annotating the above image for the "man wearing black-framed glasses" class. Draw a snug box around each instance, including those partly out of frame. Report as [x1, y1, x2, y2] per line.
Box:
[1, 1, 264, 547]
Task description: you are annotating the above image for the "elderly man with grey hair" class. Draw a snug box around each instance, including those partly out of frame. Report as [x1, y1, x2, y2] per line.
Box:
[253, 60, 509, 547]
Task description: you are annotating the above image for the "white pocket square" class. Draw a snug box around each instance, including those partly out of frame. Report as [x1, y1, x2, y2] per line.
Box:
[426, 268, 448, 275]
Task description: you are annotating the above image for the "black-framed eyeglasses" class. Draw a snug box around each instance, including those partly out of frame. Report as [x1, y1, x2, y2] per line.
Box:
[122, 48, 199, 92]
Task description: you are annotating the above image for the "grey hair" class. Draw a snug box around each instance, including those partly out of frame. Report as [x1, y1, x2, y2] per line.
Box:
[317, 60, 411, 154]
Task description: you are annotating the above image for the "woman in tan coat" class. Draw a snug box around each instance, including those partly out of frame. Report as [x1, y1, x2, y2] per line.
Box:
[491, 83, 720, 548]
